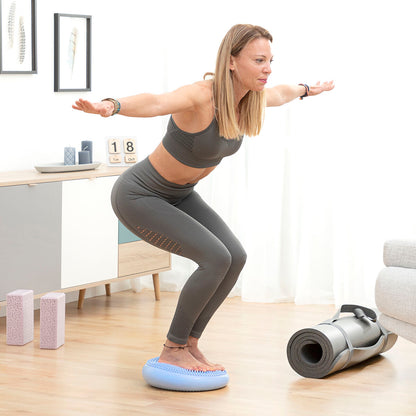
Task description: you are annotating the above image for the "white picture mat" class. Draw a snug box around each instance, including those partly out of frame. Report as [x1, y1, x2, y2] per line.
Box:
[58, 15, 88, 89]
[1, 0, 33, 71]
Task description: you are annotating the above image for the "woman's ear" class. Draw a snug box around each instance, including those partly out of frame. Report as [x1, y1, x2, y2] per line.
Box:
[229, 56, 235, 71]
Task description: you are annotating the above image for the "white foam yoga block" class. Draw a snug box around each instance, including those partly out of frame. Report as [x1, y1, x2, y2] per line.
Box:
[6, 289, 34, 346]
[40, 292, 66, 349]
[142, 357, 229, 391]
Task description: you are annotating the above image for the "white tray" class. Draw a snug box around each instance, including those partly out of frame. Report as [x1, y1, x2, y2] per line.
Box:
[34, 162, 102, 173]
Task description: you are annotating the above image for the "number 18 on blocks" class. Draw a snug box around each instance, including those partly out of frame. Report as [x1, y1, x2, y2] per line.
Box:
[106, 138, 137, 166]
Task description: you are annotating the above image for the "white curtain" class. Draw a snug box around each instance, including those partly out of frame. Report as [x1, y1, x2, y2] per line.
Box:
[140, 0, 416, 307]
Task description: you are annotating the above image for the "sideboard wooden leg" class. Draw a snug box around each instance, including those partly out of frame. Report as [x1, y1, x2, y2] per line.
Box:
[152, 273, 161, 301]
[78, 289, 86, 309]
[105, 284, 111, 297]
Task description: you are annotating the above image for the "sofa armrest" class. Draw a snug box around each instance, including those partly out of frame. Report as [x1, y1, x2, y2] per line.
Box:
[384, 239, 416, 269]
[375, 267, 416, 326]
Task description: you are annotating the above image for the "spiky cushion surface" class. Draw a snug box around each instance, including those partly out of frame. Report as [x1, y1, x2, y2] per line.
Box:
[142, 357, 229, 391]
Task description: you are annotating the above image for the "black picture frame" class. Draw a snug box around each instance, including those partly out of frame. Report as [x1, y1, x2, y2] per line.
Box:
[54, 13, 91, 92]
[0, 0, 37, 74]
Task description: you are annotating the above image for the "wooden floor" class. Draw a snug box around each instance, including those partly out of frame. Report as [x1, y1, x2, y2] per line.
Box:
[0, 290, 415, 416]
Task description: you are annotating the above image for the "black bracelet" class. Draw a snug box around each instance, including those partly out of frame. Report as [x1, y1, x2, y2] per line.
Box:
[102, 98, 121, 115]
[298, 84, 309, 100]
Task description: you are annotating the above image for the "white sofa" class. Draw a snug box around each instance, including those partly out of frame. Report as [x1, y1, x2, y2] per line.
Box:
[375, 240, 416, 343]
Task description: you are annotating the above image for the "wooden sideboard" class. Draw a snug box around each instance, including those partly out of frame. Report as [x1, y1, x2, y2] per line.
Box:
[0, 165, 171, 308]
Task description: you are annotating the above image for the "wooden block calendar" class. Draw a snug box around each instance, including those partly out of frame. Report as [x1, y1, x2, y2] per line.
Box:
[106, 138, 138, 166]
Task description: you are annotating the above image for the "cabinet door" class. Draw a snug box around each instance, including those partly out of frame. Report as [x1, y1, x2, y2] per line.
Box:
[0, 183, 62, 301]
[61, 177, 118, 288]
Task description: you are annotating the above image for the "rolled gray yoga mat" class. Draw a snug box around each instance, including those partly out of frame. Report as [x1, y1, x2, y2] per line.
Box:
[287, 304, 398, 378]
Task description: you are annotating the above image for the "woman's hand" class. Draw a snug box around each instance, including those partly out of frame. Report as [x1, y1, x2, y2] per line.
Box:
[72, 98, 114, 117]
[307, 80, 335, 97]
[266, 80, 335, 107]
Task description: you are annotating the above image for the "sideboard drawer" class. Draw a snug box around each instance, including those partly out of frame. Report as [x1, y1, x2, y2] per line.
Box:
[119, 240, 170, 277]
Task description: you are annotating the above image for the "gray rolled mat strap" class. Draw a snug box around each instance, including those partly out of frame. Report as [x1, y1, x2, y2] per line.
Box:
[287, 304, 398, 378]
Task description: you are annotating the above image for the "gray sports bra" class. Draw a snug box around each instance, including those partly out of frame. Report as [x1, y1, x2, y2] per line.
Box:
[162, 116, 243, 168]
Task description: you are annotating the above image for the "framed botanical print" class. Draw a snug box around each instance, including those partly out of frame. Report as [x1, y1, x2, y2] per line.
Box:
[0, 0, 37, 74]
[54, 13, 91, 92]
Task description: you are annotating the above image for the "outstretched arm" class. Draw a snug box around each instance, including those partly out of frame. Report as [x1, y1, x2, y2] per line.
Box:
[265, 81, 334, 107]
[72, 82, 210, 118]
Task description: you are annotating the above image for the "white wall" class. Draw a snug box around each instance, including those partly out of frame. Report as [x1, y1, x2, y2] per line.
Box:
[0, 0, 340, 172]
[0, 0, 169, 171]
[4, 0, 415, 172]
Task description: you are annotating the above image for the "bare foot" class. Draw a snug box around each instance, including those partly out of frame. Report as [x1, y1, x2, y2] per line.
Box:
[187, 336, 225, 371]
[158, 341, 214, 372]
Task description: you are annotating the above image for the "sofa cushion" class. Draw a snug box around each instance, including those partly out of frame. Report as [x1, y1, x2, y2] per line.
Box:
[384, 239, 416, 268]
[375, 267, 416, 326]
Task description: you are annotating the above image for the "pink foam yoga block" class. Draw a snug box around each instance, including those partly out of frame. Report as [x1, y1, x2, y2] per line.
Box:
[6, 289, 34, 346]
[40, 292, 66, 349]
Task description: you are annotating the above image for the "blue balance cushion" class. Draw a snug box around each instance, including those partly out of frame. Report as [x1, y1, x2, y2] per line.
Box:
[142, 357, 229, 392]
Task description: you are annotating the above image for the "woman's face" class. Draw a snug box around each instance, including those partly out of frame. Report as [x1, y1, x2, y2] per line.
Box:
[230, 37, 273, 94]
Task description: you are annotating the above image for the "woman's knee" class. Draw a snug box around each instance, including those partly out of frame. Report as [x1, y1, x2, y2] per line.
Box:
[200, 243, 232, 276]
[229, 243, 247, 272]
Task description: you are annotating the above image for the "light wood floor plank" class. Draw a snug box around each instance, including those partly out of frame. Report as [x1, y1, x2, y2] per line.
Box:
[0, 290, 415, 415]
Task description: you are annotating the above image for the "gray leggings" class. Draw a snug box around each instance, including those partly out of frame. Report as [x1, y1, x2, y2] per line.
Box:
[111, 157, 247, 345]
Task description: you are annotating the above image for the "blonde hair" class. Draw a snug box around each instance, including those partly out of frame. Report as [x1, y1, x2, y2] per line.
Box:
[205, 24, 273, 139]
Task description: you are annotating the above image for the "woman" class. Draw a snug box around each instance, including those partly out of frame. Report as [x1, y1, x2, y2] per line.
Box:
[73, 24, 334, 372]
